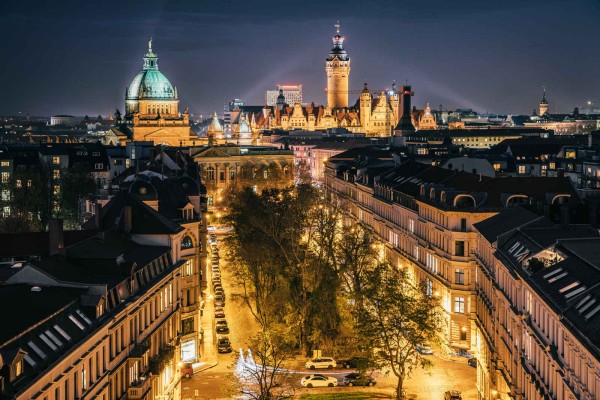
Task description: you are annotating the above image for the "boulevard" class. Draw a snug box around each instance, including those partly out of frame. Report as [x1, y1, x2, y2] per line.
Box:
[182, 229, 477, 400]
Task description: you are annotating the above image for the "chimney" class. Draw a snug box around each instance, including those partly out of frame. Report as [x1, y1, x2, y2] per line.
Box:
[49, 219, 64, 256]
[123, 206, 132, 233]
[94, 202, 102, 230]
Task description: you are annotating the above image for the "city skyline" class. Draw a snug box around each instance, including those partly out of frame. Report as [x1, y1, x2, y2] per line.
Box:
[1, 0, 600, 117]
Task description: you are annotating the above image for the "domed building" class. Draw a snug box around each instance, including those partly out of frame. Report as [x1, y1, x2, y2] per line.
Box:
[122, 39, 197, 146]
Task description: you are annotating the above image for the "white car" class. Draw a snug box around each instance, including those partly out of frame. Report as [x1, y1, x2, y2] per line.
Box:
[417, 343, 433, 355]
[300, 374, 338, 388]
[305, 357, 336, 370]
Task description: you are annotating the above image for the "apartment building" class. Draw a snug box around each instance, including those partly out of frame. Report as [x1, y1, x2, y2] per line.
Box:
[474, 208, 600, 399]
[0, 182, 204, 399]
[324, 149, 591, 399]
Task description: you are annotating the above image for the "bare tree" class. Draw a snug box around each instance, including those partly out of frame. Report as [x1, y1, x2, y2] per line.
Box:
[234, 330, 296, 400]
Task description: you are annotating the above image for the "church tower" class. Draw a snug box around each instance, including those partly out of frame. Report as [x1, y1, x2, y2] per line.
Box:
[359, 82, 372, 130]
[389, 82, 400, 124]
[325, 21, 351, 109]
[539, 87, 549, 117]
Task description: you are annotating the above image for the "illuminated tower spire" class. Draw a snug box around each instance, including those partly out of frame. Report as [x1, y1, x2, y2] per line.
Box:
[539, 86, 549, 117]
[143, 37, 158, 70]
[325, 21, 351, 109]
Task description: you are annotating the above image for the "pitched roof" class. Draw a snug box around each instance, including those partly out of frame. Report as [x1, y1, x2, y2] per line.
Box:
[473, 207, 543, 243]
[82, 191, 183, 234]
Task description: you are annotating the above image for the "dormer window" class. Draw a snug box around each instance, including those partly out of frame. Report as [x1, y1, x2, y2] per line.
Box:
[14, 359, 22, 377]
[430, 188, 435, 199]
[420, 185, 426, 196]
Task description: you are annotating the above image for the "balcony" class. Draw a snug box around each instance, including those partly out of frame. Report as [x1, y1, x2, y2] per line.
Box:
[182, 303, 198, 314]
[128, 375, 153, 399]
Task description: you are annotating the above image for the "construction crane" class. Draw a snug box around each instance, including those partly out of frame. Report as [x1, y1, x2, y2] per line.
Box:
[323, 87, 393, 95]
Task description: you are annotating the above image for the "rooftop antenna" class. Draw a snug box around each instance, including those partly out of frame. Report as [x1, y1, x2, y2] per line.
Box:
[334, 21, 340, 34]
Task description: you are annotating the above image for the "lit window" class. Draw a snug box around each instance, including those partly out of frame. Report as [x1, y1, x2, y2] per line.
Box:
[1, 172, 9, 183]
[15, 360, 22, 377]
[52, 156, 60, 165]
[0, 161, 9, 167]
[183, 260, 193, 277]
[518, 165, 526, 174]
[15, 179, 21, 188]
[53, 170, 60, 180]
[454, 297, 465, 314]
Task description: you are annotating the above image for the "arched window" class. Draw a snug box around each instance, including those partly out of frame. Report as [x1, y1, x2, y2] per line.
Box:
[430, 188, 436, 199]
[181, 236, 193, 250]
[455, 195, 476, 208]
[506, 195, 528, 207]
[552, 194, 570, 205]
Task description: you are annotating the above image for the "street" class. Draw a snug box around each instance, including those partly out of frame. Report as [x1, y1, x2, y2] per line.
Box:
[183, 230, 477, 400]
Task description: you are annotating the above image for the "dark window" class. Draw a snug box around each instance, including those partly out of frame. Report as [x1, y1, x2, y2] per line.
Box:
[460, 218, 467, 232]
[460, 329, 467, 341]
[455, 241, 465, 257]
[219, 171, 225, 181]
[182, 317, 194, 335]
[181, 236, 193, 250]
[455, 269, 465, 285]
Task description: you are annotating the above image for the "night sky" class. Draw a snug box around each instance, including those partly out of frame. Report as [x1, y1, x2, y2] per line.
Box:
[1, 0, 599, 118]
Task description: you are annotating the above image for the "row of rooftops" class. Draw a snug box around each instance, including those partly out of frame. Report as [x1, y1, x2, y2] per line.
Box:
[474, 207, 600, 359]
[328, 148, 580, 211]
[0, 185, 190, 394]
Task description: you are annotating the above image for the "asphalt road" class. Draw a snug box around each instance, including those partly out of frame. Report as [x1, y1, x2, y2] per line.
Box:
[183, 230, 478, 400]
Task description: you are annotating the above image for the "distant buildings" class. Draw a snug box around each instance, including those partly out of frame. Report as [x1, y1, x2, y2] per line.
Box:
[266, 85, 303, 107]
[50, 115, 77, 126]
[191, 145, 294, 209]
[108, 39, 198, 147]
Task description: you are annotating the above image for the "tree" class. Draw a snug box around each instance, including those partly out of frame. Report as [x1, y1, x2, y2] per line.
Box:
[233, 330, 296, 400]
[352, 262, 442, 399]
[59, 164, 97, 228]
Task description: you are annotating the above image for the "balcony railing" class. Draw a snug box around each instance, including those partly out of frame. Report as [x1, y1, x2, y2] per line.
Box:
[128, 375, 153, 399]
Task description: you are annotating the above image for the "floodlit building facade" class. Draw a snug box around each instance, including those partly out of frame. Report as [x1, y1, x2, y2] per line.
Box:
[324, 148, 595, 400]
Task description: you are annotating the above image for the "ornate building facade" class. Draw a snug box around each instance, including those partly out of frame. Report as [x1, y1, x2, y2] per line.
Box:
[229, 25, 430, 138]
[120, 40, 197, 146]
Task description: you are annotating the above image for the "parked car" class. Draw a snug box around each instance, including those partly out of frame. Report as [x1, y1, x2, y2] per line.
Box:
[417, 342, 433, 355]
[181, 362, 194, 378]
[342, 373, 376, 386]
[214, 307, 225, 318]
[207, 225, 216, 231]
[467, 358, 477, 368]
[444, 390, 462, 400]
[300, 374, 338, 388]
[217, 336, 232, 353]
[215, 298, 225, 307]
[216, 319, 229, 333]
[215, 288, 224, 296]
[338, 357, 368, 369]
[305, 357, 336, 370]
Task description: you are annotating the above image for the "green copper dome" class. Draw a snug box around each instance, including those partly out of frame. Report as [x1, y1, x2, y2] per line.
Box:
[126, 39, 177, 101]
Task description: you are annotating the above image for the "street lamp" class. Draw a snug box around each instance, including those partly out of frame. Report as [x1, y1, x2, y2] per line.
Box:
[216, 212, 221, 226]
